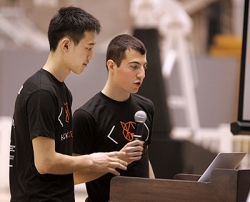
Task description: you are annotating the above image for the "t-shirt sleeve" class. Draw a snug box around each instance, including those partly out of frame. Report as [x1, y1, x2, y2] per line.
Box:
[72, 109, 96, 155]
[27, 90, 57, 140]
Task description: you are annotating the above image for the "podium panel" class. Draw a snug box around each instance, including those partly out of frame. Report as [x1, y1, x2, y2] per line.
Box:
[109, 169, 250, 202]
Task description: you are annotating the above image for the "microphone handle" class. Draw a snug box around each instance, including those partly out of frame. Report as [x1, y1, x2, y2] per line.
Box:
[134, 122, 144, 140]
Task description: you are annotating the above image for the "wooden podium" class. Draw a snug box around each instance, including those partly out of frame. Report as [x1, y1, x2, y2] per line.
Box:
[109, 169, 250, 202]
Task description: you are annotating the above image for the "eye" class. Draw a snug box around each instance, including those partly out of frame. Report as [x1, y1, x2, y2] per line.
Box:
[86, 47, 92, 51]
[131, 64, 147, 71]
[131, 65, 140, 70]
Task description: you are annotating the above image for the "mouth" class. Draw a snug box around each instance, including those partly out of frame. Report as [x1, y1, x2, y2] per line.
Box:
[134, 81, 141, 87]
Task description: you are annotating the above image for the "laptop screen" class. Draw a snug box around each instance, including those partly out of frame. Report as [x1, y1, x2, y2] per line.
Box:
[198, 152, 246, 183]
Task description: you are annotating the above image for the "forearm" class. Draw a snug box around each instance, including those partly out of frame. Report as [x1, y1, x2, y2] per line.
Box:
[148, 160, 155, 179]
[72, 153, 106, 184]
[74, 169, 106, 184]
[36, 152, 93, 175]
[33, 137, 127, 175]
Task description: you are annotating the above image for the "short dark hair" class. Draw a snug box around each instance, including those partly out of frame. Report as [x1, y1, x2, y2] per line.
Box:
[106, 34, 147, 68]
[48, 6, 101, 51]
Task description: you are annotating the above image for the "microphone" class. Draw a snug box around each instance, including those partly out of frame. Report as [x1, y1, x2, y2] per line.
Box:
[134, 110, 147, 140]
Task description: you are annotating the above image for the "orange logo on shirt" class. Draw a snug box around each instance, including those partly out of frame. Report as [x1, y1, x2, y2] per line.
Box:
[120, 121, 136, 141]
[63, 102, 70, 123]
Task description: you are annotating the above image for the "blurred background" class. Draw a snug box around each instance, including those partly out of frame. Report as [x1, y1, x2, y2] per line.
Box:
[0, 0, 249, 201]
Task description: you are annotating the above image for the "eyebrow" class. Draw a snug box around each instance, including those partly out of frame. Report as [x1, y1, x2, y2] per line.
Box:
[128, 61, 147, 66]
[88, 42, 96, 46]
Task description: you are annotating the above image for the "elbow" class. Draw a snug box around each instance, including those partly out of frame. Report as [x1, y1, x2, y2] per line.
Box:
[35, 159, 53, 174]
[73, 173, 83, 185]
[35, 164, 47, 174]
[73, 170, 93, 184]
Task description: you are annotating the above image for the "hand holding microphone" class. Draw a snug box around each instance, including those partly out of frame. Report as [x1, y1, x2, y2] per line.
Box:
[119, 111, 147, 164]
[119, 140, 144, 164]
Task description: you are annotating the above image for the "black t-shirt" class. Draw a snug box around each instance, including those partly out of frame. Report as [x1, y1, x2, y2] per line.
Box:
[73, 92, 154, 202]
[9, 69, 74, 202]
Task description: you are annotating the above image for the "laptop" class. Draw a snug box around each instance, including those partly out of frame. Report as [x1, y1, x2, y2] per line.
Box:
[198, 152, 247, 183]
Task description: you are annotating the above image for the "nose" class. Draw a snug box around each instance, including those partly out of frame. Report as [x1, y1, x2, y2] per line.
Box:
[137, 67, 145, 79]
[88, 51, 94, 61]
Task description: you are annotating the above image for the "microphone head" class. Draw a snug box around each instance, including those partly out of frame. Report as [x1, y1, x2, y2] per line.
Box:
[134, 110, 147, 123]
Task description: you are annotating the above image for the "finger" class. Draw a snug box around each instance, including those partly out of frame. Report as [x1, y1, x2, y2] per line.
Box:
[109, 161, 127, 172]
[110, 157, 128, 167]
[128, 156, 142, 161]
[126, 146, 143, 153]
[125, 150, 142, 156]
[109, 168, 120, 176]
[116, 163, 127, 171]
[125, 156, 142, 164]
[130, 140, 144, 146]
[132, 151, 143, 156]
[108, 151, 126, 158]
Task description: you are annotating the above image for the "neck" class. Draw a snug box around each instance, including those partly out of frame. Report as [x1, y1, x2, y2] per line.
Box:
[101, 82, 130, 102]
[43, 52, 70, 82]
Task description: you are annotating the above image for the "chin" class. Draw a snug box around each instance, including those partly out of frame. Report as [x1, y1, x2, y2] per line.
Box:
[74, 68, 84, 74]
[132, 89, 139, 94]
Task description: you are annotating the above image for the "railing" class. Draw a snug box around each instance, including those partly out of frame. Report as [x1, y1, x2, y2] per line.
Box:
[0, 7, 48, 50]
[171, 124, 250, 169]
[0, 116, 11, 190]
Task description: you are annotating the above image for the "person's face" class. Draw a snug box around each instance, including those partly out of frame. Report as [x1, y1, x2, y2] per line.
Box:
[112, 49, 147, 95]
[68, 31, 96, 74]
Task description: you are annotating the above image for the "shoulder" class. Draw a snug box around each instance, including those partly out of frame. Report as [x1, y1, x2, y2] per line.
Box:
[23, 69, 55, 92]
[76, 92, 102, 110]
[73, 92, 103, 117]
[132, 94, 154, 107]
[73, 101, 98, 128]
[20, 70, 72, 107]
[18, 70, 50, 99]
[131, 94, 154, 118]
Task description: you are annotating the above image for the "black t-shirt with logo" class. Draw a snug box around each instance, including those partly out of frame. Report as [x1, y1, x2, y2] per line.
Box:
[9, 69, 74, 202]
[73, 92, 154, 202]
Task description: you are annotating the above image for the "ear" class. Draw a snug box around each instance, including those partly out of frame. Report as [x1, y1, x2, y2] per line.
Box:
[106, 60, 116, 72]
[61, 37, 71, 52]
